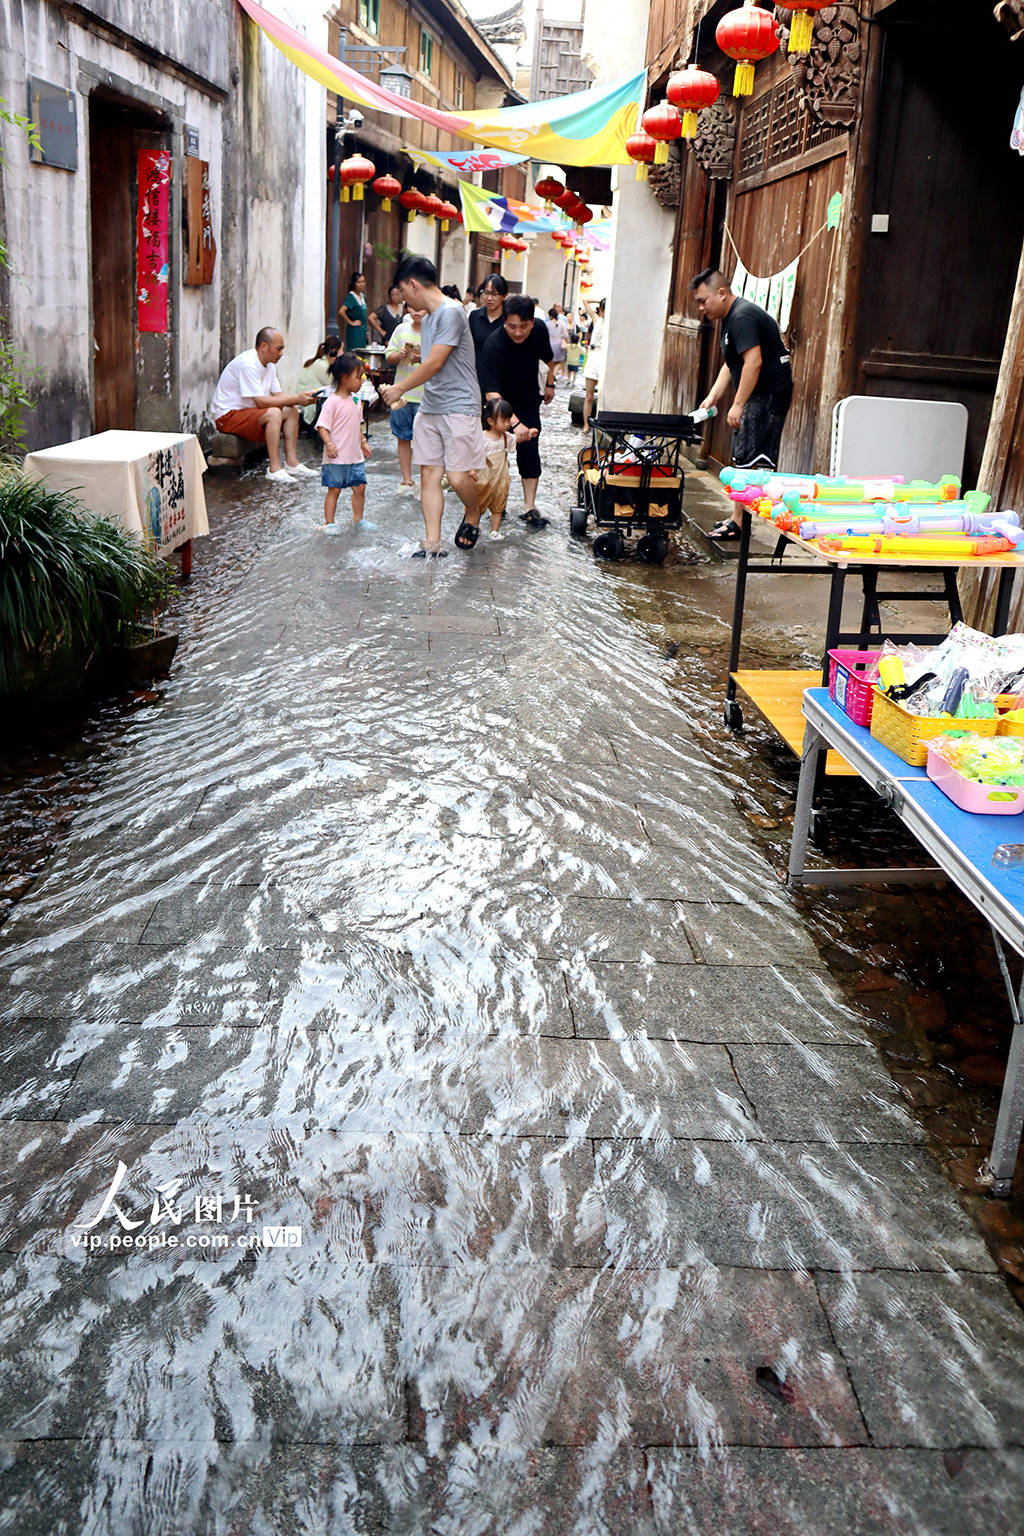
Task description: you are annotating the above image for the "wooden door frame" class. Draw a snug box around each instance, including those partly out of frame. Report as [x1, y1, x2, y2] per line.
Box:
[80, 67, 181, 434]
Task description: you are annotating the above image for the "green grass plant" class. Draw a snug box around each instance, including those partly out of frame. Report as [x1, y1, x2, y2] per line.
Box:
[0, 473, 170, 692]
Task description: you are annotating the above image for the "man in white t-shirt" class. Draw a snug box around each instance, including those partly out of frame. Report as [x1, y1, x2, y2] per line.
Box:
[212, 327, 317, 482]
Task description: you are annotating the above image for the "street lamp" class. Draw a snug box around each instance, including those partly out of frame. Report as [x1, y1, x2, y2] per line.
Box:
[380, 64, 413, 99]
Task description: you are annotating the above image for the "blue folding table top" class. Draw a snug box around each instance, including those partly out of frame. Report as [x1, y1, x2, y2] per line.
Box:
[803, 688, 1024, 953]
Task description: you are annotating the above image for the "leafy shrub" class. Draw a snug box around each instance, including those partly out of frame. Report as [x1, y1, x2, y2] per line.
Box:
[0, 473, 170, 692]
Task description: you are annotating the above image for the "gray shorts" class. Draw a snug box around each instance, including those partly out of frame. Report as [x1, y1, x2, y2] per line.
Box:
[412, 412, 486, 473]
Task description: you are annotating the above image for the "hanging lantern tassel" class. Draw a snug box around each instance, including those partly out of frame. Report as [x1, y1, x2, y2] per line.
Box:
[341, 185, 350, 203]
[353, 182, 364, 201]
[789, 9, 814, 51]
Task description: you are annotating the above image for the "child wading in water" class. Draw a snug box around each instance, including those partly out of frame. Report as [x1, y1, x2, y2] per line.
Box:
[317, 352, 372, 533]
[473, 398, 515, 541]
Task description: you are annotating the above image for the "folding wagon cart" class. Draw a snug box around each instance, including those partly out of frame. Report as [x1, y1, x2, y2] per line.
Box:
[572, 410, 705, 563]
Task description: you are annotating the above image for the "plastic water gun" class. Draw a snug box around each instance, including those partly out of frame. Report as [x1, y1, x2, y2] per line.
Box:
[774, 489, 992, 532]
[882, 510, 1024, 545]
[804, 476, 961, 504]
[816, 534, 1014, 558]
[720, 468, 834, 493]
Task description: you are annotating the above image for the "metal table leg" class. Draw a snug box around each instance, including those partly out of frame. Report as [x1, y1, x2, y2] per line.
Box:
[820, 566, 848, 685]
[788, 720, 825, 885]
[993, 567, 1016, 637]
[982, 931, 1024, 1197]
[724, 508, 752, 730]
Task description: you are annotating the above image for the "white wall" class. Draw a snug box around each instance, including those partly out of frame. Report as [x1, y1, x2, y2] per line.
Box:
[579, 0, 671, 413]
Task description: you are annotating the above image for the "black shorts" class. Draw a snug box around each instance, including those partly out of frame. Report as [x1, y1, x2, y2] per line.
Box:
[515, 418, 542, 480]
[731, 388, 793, 471]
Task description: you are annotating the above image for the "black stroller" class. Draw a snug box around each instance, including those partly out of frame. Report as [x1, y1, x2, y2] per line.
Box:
[573, 410, 705, 563]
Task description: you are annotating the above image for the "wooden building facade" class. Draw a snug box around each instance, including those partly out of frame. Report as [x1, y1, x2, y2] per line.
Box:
[324, 0, 518, 317]
[646, 1, 1024, 500]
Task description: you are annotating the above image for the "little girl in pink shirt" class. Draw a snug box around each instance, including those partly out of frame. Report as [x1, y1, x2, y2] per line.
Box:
[317, 353, 372, 533]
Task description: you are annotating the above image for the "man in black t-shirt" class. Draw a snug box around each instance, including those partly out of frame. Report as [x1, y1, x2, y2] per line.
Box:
[479, 294, 556, 528]
[690, 266, 794, 539]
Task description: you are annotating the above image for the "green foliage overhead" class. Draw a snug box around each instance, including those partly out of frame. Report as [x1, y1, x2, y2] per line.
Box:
[0, 474, 171, 693]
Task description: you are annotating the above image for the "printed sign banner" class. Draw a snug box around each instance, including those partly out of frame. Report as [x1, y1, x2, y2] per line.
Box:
[134, 443, 187, 556]
[766, 271, 784, 322]
[137, 149, 171, 333]
[777, 258, 800, 332]
[732, 259, 748, 299]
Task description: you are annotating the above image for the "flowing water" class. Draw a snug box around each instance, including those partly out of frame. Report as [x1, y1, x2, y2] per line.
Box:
[1, 402, 1023, 1532]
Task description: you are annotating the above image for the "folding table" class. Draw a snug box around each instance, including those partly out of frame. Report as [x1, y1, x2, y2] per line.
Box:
[789, 687, 1024, 1196]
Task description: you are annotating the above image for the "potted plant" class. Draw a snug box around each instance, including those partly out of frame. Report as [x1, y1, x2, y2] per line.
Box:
[0, 471, 174, 707]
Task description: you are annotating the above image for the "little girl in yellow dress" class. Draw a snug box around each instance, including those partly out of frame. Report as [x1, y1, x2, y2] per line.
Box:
[473, 398, 516, 541]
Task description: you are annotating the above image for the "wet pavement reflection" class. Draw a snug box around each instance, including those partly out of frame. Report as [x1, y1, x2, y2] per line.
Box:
[2, 401, 1024, 1532]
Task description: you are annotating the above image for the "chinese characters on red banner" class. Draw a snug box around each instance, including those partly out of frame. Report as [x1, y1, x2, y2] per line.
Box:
[137, 148, 171, 332]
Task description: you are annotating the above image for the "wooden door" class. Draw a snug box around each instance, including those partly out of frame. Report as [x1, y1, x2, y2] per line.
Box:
[89, 98, 135, 431]
[856, 0, 1024, 480]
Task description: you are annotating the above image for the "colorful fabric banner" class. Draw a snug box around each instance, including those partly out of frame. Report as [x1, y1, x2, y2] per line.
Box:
[136, 149, 171, 333]
[407, 146, 528, 173]
[458, 180, 566, 235]
[236, 0, 645, 166]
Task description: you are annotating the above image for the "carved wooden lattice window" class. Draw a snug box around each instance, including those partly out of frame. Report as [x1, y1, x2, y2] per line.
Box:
[737, 73, 845, 179]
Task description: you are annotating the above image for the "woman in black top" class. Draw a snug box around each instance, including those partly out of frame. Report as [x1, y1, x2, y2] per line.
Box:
[469, 274, 508, 381]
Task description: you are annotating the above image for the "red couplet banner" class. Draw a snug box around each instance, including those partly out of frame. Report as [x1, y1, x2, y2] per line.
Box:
[137, 149, 172, 333]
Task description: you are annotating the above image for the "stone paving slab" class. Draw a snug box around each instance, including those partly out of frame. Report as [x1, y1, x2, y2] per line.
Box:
[0, 1440, 659, 1536]
[397, 1264, 867, 1448]
[567, 962, 867, 1044]
[730, 1044, 926, 1144]
[816, 1271, 1024, 1448]
[459, 1037, 758, 1139]
[0, 1252, 405, 1445]
[646, 1447, 1024, 1536]
[591, 1139, 996, 1273]
[528, 897, 699, 964]
[0, 943, 280, 1025]
[682, 902, 825, 968]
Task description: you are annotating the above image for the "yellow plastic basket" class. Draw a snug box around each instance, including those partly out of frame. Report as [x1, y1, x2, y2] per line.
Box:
[869, 687, 999, 766]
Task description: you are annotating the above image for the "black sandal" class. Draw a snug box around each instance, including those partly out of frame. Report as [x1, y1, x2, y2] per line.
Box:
[520, 509, 549, 529]
[454, 519, 479, 549]
[708, 518, 741, 541]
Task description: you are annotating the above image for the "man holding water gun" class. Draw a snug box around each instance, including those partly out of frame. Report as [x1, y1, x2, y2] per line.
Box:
[690, 267, 794, 540]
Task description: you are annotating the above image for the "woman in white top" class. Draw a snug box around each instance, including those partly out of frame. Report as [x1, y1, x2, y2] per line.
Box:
[581, 298, 605, 433]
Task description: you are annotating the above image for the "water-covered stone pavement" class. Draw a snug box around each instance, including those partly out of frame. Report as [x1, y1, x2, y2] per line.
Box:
[2, 401, 1024, 1533]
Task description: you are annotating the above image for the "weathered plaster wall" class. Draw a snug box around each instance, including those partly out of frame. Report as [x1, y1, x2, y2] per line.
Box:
[0, 0, 327, 449]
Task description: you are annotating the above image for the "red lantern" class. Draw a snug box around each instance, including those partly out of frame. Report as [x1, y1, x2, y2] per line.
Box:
[399, 188, 425, 222]
[625, 130, 658, 181]
[554, 187, 579, 214]
[422, 193, 445, 221]
[438, 199, 459, 232]
[666, 66, 720, 138]
[774, 0, 829, 54]
[340, 154, 375, 202]
[534, 175, 564, 209]
[641, 102, 682, 164]
[716, 1, 780, 96]
[576, 205, 594, 225]
[327, 164, 336, 181]
[372, 174, 401, 211]
[497, 233, 518, 252]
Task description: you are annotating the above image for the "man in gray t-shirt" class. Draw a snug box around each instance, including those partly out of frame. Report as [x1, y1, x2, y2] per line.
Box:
[381, 256, 484, 556]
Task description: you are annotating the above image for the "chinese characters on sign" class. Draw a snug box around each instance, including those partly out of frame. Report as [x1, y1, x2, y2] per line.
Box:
[137, 148, 172, 332]
[134, 442, 187, 555]
[71, 1159, 303, 1252]
[184, 156, 217, 286]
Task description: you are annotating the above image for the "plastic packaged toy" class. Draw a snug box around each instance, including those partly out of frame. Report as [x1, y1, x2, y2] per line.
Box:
[927, 732, 1024, 814]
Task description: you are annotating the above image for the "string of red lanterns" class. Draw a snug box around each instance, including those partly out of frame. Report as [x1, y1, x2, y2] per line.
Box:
[715, 1, 779, 96]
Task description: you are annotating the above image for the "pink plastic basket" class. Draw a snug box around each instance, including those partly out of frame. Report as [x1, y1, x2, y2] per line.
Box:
[926, 741, 1024, 816]
[828, 649, 882, 728]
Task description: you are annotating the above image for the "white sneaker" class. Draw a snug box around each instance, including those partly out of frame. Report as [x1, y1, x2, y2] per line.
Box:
[266, 467, 295, 484]
[489, 530, 507, 542]
[322, 522, 342, 535]
[354, 519, 377, 531]
[285, 462, 318, 478]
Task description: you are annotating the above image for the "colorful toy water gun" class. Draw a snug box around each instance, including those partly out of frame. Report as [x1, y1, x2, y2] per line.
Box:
[773, 489, 993, 533]
[883, 511, 1024, 545]
[816, 534, 1015, 558]
[719, 468, 838, 493]
[804, 476, 961, 504]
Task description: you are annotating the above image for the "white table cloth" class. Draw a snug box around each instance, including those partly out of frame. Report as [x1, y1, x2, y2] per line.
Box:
[24, 430, 209, 558]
